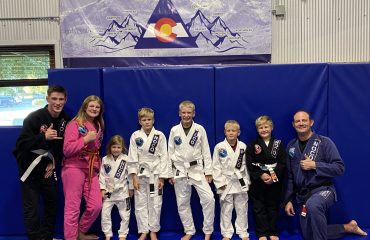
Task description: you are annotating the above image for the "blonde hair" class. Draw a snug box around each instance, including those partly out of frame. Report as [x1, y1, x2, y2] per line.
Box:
[74, 95, 105, 130]
[106, 135, 126, 155]
[255, 115, 273, 128]
[224, 120, 240, 130]
[179, 100, 195, 112]
[138, 107, 154, 120]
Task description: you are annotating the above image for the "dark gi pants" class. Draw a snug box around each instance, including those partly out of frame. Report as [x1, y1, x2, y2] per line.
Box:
[299, 186, 345, 240]
[20, 166, 58, 240]
[250, 181, 282, 237]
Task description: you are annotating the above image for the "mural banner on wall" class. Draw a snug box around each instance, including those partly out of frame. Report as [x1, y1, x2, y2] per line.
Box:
[61, 0, 271, 66]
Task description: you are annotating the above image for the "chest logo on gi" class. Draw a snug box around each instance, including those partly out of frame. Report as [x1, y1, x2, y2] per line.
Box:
[40, 124, 48, 133]
[104, 164, 111, 173]
[78, 126, 87, 135]
[219, 148, 228, 158]
[288, 147, 295, 157]
[174, 136, 182, 145]
[254, 144, 262, 154]
[135, 137, 144, 147]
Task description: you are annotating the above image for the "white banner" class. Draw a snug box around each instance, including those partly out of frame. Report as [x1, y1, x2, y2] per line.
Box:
[61, 0, 271, 59]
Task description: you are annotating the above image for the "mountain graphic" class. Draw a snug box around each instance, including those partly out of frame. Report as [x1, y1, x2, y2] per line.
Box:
[90, 9, 247, 52]
[185, 10, 247, 51]
[90, 14, 144, 52]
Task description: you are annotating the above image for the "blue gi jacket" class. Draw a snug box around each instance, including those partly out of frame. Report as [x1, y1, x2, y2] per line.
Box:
[285, 133, 345, 202]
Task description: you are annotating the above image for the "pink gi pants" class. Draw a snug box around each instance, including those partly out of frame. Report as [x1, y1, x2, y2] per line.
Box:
[62, 167, 102, 240]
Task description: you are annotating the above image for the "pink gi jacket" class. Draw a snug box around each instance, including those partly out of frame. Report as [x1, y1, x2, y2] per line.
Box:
[63, 120, 103, 171]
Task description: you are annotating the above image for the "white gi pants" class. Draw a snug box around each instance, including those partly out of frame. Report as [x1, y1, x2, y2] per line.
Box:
[174, 176, 215, 235]
[134, 176, 162, 233]
[220, 192, 249, 239]
[101, 199, 130, 238]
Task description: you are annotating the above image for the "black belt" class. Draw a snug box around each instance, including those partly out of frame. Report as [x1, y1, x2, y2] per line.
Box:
[281, 182, 332, 208]
[189, 160, 197, 166]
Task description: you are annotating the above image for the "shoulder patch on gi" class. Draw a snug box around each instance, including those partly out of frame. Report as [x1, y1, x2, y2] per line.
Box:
[219, 148, 228, 158]
[174, 136, 182, 145]
[135, 137, 144, 147]
[104, 164, 111, 173]
[288, 147, 295, 157]
[254, 144, 262, 154]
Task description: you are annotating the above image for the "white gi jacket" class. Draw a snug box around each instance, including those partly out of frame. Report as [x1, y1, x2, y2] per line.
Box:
[213, 139, 250, 196]
[127, 127, 168, 179]
[168, 122, 212, 181]
[99, 153, 130, 201]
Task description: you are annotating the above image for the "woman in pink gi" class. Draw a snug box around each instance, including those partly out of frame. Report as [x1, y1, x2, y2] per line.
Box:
[62, 95, 104, 240]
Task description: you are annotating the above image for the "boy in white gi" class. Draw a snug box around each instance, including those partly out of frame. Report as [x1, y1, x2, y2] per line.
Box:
[213, 120, 250, 240]
[128, 108, 168, 240]
[100, 135, 132, 240]
[168, 100, 215, 240]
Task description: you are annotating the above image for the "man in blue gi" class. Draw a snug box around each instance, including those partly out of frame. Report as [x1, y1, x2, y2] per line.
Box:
[283, 110, 367, 240]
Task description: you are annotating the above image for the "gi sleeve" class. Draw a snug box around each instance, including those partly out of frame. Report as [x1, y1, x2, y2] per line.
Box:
[282, 144, 295, 205]
[167, 128, 175, 178]
[200, 126, 212, 176]
[158, 133, 169, 179]
[99, 156, 107, 190]
[13, 114, 48, 161]
[63, 121, 85, 158]
[212, 144, 227, 189]
[127, 132, 139, 175]
[275, 141, 287, 180]
[315, 138, 345, 178]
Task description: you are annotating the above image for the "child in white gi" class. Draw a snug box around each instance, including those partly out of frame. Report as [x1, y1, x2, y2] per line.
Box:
[128, 108, 168, 240]
[168, 100, 215, 240]
[213, 120, 250, 240]
[100, 135, 133, 240]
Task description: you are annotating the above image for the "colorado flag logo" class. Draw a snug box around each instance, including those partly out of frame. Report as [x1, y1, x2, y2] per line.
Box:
[135, 0, 198, 49]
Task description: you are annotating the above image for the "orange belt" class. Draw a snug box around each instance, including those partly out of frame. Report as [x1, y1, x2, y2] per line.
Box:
[81, 148, 99, 183]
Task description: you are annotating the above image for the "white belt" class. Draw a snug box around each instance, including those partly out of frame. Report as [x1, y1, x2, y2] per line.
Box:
[220, 171, 248, 201]
[20, 149, 54, 182]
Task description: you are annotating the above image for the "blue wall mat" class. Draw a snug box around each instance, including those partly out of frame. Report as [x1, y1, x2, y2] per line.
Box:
[48, 68, 103, 118]
[102, 66, 215, 232]
[327, 63, 370, 226]
[214, 64, 329, 145]
[0, 127, 24, 235]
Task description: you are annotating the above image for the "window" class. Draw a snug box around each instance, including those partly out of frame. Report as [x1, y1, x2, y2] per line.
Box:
[0, 45, 55, 126]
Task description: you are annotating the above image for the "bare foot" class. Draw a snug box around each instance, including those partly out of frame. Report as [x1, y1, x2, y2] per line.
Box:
[270, 236, 279, 240]
[181, 234, 193, 240]
[105, 237, 111, 240]
[258, 237, 268, 240]
[344, 220, 368, 236]
[150, 232, 158, 240]
[222, 237, 230, 240]
[204, 233, 211, 240]
[138, 232, 148, 240]
[119, 237, 126, 240]
[241, 237, 249, 240]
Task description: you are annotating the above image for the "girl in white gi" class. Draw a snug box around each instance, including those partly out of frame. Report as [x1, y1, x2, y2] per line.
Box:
[168, 100, 215, 240]
[128, 108, 168, 240]
[100, 135, 132, 240]
[213, 120, 250, 240]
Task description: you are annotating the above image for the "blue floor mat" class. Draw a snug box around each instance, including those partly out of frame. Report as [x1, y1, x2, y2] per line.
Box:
[0, 230, 368, 239]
